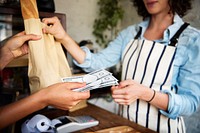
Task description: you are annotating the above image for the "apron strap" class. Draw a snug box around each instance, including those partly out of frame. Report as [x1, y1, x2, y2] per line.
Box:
[134, 26, 142, 39]
[134, 23, 189, 46]
[169, 22, 190, 46]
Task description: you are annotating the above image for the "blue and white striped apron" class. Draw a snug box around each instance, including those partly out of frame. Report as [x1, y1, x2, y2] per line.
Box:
[120, 23, 189, 133]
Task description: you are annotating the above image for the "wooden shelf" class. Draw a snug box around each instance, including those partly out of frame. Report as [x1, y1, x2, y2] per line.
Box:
[6, 55, 28, 67]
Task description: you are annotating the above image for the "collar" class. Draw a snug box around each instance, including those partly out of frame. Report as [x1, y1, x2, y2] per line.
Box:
[137, 14, 185, 44]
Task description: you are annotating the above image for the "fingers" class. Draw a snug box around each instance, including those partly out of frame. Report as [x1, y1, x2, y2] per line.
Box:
[42, 17, 59, 34]
[72, 89, 90, 100]
[112, 94, 137, 105]
[42, 17, 60, 34]
[42, 16, 59, 25]
[21, 44, 29, 54]
[115, 101, 132, 105]
[6, 33, 41, 58]
[112, 87, 128, 95]
[11, 44, 29, 58]
[42, 26, 52, 34]
[111, 83, 135, 105]
[78, 91, 90, 100]
[113, 99, 130, 105]
[42, 17, 66, 41]
[112, 93, 126, 99]
[62, 82, 90, 99]
[118, 79, 134, 87]
[64, 82, 87, 90]
[15, 31, 26, 36]
[112, 89, 129, 101]
[14, 31, 41, 42]
[53, 100, 82, 110]
[19, 34, 42, 43]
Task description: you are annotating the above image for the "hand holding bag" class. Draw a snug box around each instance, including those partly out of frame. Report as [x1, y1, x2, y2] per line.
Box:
[20, 0, 72, 93]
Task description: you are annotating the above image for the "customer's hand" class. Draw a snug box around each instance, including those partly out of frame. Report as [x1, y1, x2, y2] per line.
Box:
[0, 31, 41, 70]
[4, 31, 41, 58]
[40, 82, 90, 110]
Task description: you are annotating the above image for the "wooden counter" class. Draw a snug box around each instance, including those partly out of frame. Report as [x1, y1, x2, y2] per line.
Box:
[13, 103, 156, 133]
[69, 103, 155, 133]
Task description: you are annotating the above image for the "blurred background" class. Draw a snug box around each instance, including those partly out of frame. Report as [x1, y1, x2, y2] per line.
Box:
[0, 0, 200, 132]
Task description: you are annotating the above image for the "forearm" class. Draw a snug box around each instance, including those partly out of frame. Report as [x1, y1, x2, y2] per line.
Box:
[0, 90, 46, 129]
[149, 90, 169, 111]
[60, 33, 86, 64]
[140, 88, 169, 111]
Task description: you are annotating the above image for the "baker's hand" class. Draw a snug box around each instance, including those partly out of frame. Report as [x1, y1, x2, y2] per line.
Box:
[42, 17, 67, 42]
[111, 79, 147, 105]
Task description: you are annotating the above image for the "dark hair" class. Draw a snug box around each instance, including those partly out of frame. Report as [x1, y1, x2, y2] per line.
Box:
[131, 0, 192, 19]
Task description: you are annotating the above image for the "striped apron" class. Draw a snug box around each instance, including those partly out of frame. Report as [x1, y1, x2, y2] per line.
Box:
[120, 23, 189, 133]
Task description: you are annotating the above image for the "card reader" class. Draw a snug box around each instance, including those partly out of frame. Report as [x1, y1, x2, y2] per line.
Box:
[54, 115, 99, 133]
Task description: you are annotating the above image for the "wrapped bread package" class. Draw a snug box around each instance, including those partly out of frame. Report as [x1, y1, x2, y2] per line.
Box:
[20, 0, 72, 93]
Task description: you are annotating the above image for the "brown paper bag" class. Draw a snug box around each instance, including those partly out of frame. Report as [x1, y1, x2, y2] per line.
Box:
[20, 0, 72, 93]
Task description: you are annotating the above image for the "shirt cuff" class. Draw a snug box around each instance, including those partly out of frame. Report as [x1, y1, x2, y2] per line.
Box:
[159, 89, 181, 119]
[73, 46, 92, 72]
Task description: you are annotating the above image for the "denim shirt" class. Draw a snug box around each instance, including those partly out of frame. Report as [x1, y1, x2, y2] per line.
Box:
[74, 14, 200, 119]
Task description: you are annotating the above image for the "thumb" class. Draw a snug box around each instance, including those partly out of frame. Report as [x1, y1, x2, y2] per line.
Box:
[42, 26, 51, 34]
[76, 91, 90, 100]
[64, 82, 86, 90]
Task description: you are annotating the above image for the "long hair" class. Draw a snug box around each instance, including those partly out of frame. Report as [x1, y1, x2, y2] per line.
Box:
[131, 0, 192, 19]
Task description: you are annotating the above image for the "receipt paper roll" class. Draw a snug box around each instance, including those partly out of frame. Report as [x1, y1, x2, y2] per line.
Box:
[21, 114, 51, 133]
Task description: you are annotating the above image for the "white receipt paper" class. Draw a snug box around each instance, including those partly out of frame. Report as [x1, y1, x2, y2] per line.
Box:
[21, 114, 58, 133]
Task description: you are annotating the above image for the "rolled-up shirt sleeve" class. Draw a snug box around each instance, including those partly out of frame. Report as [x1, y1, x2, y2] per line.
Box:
[160, 27, 200, 119]
[73, 46, 93, 72]
[160, 89, 199, 119]
[73, 25, 137, 72]
[73, 43, 121, 72]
